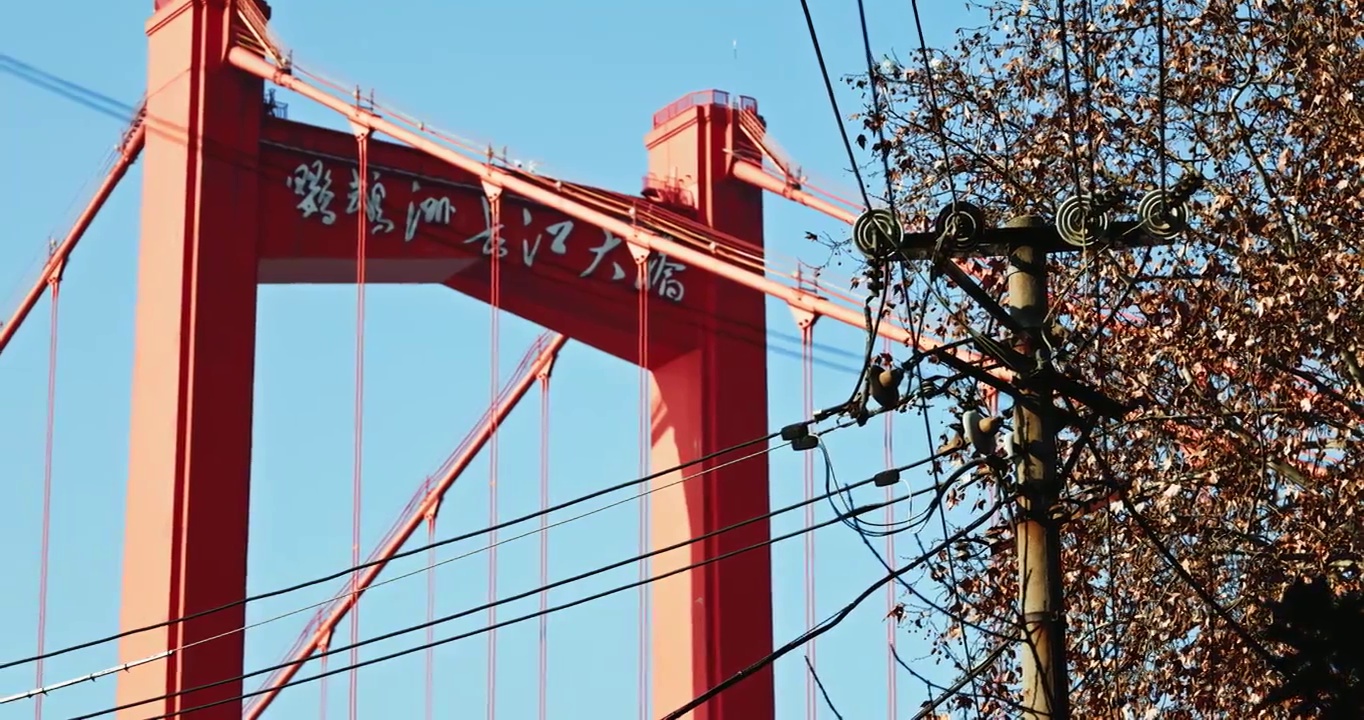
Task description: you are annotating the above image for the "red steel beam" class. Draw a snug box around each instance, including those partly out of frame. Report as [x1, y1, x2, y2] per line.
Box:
[0, 120, 146, 358]
[241, 332, 566, 719]
[227, 49, 986, 374]
[730, 160, 859, 226]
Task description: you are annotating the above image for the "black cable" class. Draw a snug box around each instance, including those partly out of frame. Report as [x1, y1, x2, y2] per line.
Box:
[0, 426, 791, 672]
[799, 0, 895, 411]
[853, 0, 898, 207]
[660, 495, 1006, 720]
[797, 0, 872, 209]
[906, 0, 958, 206]
[0, 53, 138, 122]
[81, 466, 928, 719]
[908, 641, 1011, 720]
[1055, 0, 1083, 196]
[1077, 0, 1099, 191]
[804, 655, 845, 719]
[1154, 0, 1169, 193]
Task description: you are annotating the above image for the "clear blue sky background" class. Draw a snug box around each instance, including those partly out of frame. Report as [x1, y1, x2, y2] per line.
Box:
[0, 1, 983, 718]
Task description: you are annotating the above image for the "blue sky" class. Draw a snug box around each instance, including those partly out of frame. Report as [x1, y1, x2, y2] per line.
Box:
[0, 1, 983, 718]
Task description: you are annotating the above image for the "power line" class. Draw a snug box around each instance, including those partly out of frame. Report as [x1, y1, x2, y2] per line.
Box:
[0, 440, 790, 707]
[660, 493, 1008, 720]
[804, 655, 845, 719]
[74, 453, 940, 719]
[0, 421, 803, 673]
[908, 641, 1012, 720]
[797, 0, 872, 209]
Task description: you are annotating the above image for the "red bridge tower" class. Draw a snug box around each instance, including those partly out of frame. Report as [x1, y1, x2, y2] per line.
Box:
[117, 0, 774, 718]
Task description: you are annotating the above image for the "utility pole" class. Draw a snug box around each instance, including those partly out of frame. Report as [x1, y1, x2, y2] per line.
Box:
[1004, 216, 1069, 720]
[851, 184, 1195, 718]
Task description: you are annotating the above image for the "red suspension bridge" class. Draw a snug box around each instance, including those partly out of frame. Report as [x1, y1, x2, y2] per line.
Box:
[0, 1, 1011, 718]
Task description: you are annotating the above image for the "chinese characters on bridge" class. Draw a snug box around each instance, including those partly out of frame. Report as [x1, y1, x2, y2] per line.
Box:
[285, 158, 687, 302]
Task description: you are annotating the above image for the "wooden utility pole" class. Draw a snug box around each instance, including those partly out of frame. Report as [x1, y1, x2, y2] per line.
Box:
[852, 196, 1174, 718]
[1005, 215, 1069, 719]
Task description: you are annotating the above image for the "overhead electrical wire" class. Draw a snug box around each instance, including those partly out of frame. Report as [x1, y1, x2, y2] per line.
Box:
[796, 0, 871, 210]
[660, 493, 1009, 720]
[0, 422, 803, 674]
[71, 450, 940, 720]
[0, 438, 794, 707]
[10, 394, 937, 706]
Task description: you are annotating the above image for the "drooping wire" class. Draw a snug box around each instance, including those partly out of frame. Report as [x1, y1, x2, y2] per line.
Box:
[805, 655, 845, 719]
[902, 0, 962, 431]
[0, 423, 798, 676]
[348, 128, 371, 720]
[1055, 0, 1084, 197]
[907, 0, 960, 207]
[76, 456, 911, 720]
[1078, 0, 1099, 191]
[908, 642, 1011, 720]
[797, 0, 871, 209]
[661, 492, 1007, 720]
[800, 318, 818, 720]
[854, 0, 896, 205]
[635, 249, 651, 720]
[537, 370, 552, 720]
[898, 292, 995, 714]
[1154, 0, 1169, 192]
[33, 271, 60, 720]
[7, 437, 807, 710]
[485, 184, 504, 720]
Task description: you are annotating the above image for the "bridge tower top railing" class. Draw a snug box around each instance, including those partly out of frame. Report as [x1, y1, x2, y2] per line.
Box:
[651, 90, 759, 128]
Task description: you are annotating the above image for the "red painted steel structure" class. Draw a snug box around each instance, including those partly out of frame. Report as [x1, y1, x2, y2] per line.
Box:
[243, 333, 566, 719]
[117, 1, 774, 718]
